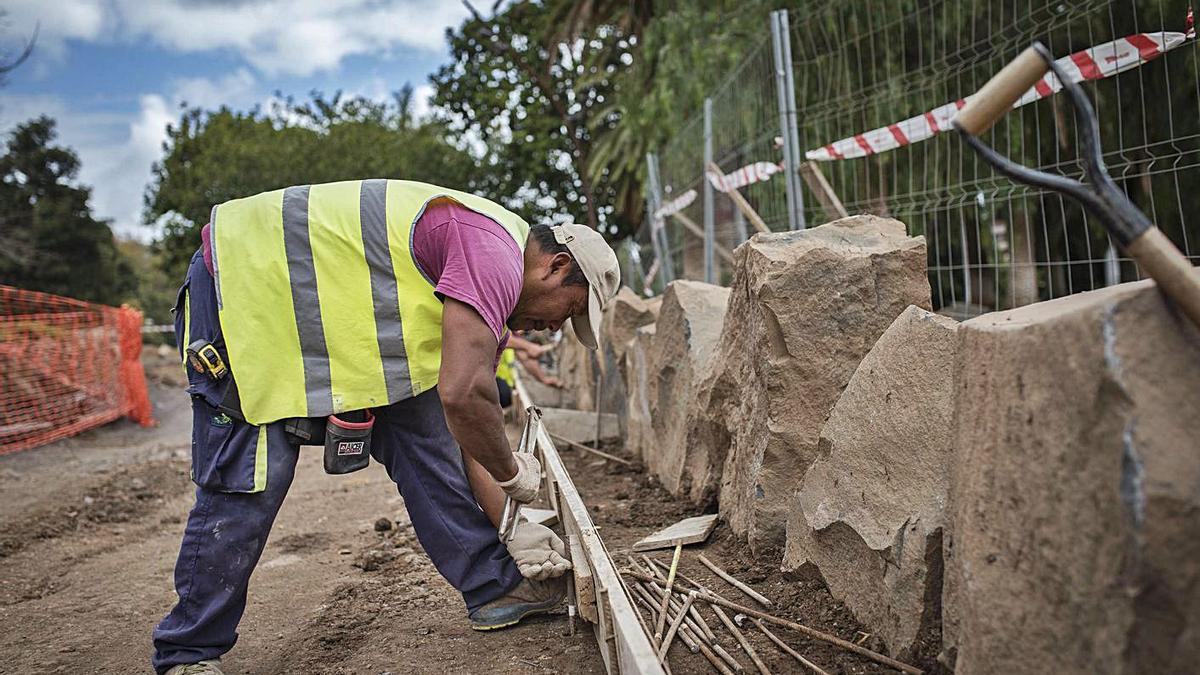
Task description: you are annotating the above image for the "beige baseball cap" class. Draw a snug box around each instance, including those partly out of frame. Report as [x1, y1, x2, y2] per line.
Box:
[550, 223, 620, 350]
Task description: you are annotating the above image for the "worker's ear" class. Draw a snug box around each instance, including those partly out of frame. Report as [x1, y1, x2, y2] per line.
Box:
[544, 252, 573, 282]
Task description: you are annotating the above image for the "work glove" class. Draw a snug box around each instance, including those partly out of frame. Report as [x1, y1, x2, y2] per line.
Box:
[496, 452, 541, 504]
[505, 520, 572, 581]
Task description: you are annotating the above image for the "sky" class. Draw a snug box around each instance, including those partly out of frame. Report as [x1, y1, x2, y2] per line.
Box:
[0, 0, 474, 240]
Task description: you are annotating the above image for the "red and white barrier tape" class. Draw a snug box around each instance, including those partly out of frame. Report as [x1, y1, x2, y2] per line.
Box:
[806, 15, 1195, 162]
[653, 162, 784, 222]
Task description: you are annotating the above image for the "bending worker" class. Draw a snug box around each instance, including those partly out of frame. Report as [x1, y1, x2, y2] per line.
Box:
[152, 179, 619, 675]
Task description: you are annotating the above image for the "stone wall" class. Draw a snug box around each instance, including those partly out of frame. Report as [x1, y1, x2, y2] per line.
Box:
[645, 280, 730, 496]
[624, 324, 657, 462]
[943, 279, 1200, 674]
[709, 216, 930, 552]
[782, 305, 958, 658]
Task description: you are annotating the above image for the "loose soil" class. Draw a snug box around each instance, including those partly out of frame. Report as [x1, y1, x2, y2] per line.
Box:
[0, 353, 600, 675]
[556, 443, 950, 675]
[0, 352, 945, 674]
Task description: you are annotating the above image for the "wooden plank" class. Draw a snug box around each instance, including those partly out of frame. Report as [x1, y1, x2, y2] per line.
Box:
[514, 370, 665, 675]
[798, 161, 849, 222]
[523, 507, 558, 528]
[568, 532, 600, 623]
[669, 212, 735, 263]
[633, 514, 719, 552]
[708, 161, 770, 235]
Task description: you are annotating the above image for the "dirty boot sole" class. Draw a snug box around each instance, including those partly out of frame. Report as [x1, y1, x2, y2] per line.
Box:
[469, 598, 560, 631]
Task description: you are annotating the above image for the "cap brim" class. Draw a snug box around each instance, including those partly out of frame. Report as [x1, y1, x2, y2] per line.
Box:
[571, 285, 603, 350]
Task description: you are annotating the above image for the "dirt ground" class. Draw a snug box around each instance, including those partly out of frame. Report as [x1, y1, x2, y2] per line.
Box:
[0, 354, 601, 675]
[0, 353, 943, 674]
[557, 445, 948, 675]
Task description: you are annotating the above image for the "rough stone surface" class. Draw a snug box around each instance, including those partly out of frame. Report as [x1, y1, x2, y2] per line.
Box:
[944, 279, 1200, 675]
[555, 322, 596, 412]
[600, 288, 662, 439]
[624, 324, 657, 462]
[646, 280, 730, 497]
[540, 407, 620, 446]
[709, 216, 930, 552]
[782, 305, 958, 658]
[602, 287, 661, 363]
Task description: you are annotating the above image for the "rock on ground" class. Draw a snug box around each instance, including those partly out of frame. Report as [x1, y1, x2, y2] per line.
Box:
[603, 287, 662, 364]
[600, 288, 662, 439]
[943, 279, 1200, 675]
[783, 305, 957, 658]
[646, 280, 730, 498]
[556, 322, 597, 412]
[624, 324, 657, 463]
[710, 216, 930, 552]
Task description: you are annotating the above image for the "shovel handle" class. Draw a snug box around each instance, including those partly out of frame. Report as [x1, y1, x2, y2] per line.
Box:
[954, 46, 1050, 135]
[1126, 227, 1200, 329]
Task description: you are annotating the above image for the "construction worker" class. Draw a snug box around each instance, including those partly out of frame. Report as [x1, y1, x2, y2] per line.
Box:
[495, 333, 561, 407]
[153, 180, 619, 675]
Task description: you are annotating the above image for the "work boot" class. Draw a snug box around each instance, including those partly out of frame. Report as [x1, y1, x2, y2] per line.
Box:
[164, 660, 225, 675]
[468, 577, 566, 631]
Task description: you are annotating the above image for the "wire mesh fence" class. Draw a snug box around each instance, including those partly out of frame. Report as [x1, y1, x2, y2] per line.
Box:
[638, 0, 1200, 316]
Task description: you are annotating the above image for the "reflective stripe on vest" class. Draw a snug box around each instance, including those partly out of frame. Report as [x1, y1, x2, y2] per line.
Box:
[211, 179, 530, 425]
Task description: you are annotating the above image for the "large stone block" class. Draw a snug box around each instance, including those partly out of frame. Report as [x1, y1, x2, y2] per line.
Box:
[712, 216, 930, 552]
[624, 324, 657, 462]
[600, 288, 661, 440]
[944, 280, 1200, 675]
[646, 280, 730, 496]
[556, 322, 596, 412]
[602, 287, 661, 363]
[782, 305, 958, 658]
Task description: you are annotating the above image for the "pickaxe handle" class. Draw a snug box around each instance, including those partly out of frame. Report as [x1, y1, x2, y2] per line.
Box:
[954, 45, 1200, 329]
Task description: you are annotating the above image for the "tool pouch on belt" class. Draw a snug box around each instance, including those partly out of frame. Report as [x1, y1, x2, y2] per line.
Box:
[323, 410, 374, 474]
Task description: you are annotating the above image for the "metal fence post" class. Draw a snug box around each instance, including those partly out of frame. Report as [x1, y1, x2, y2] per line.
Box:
[645, 152, 674, 284]
[778, 10, 806, 230]
[703, 98, 715, 283]
[771, 10, 807, 231]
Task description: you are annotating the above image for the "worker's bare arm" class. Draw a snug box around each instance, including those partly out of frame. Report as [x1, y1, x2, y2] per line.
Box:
[463, 450, 505, 527]
[439, 297, 519, 482]
[508, 333, 552, 359]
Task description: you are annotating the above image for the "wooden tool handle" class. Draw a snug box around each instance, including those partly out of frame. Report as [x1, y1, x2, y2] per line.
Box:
[954, 46, 1049, 135]
[1126, 227, 1200, 329]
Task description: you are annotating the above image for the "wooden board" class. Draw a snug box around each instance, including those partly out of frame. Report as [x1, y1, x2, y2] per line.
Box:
[567, 532, 599, 623]
[513, 372, 666, 675]
[523, 507, 558, 528]
[632, 514, 719, 552]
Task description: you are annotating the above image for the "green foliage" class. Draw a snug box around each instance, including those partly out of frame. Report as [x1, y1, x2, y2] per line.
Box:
[433, 0, 632, 235]
[0, 117, 136, 305]
[148, 87, 476, 280]
[433, 0, 783, 240]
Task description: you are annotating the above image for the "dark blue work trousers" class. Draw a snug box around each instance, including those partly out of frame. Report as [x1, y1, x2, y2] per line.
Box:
[152, 252, 522, 673]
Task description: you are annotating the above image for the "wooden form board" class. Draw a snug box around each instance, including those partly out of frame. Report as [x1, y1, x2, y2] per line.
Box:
[513, 374, 665, 675]
[632, 514, 719, 552]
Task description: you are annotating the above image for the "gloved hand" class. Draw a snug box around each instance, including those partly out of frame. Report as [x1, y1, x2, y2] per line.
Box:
[496, 453, 541, 504]
[505, 520, 572, 580]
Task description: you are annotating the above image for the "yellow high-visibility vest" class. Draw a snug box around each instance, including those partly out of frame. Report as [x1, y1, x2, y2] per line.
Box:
[211, 179, 530, 425]
[495, 347, 517, 387]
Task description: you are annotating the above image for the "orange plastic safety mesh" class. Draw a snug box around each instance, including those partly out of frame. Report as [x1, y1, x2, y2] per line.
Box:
[0, 284, 154, 455]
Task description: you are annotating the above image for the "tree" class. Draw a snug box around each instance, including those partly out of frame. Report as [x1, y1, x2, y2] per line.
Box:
[0, 117, 135, 304]
[433, 0, 639, 236]
[148, 87, 477, 279]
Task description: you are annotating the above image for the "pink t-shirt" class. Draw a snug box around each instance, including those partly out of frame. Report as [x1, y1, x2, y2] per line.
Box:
[410, 199, 523, 357]
[199, 198, 521, 360]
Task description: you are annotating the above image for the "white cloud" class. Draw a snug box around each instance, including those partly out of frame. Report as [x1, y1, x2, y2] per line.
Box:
[1, 0, 108, 64]
[0, 67, 261, 241]
[172, 68, 258, 110]
[0, 1, 474, 240]
[411, 83, 435, 119]
[5, 1, 468, 77]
